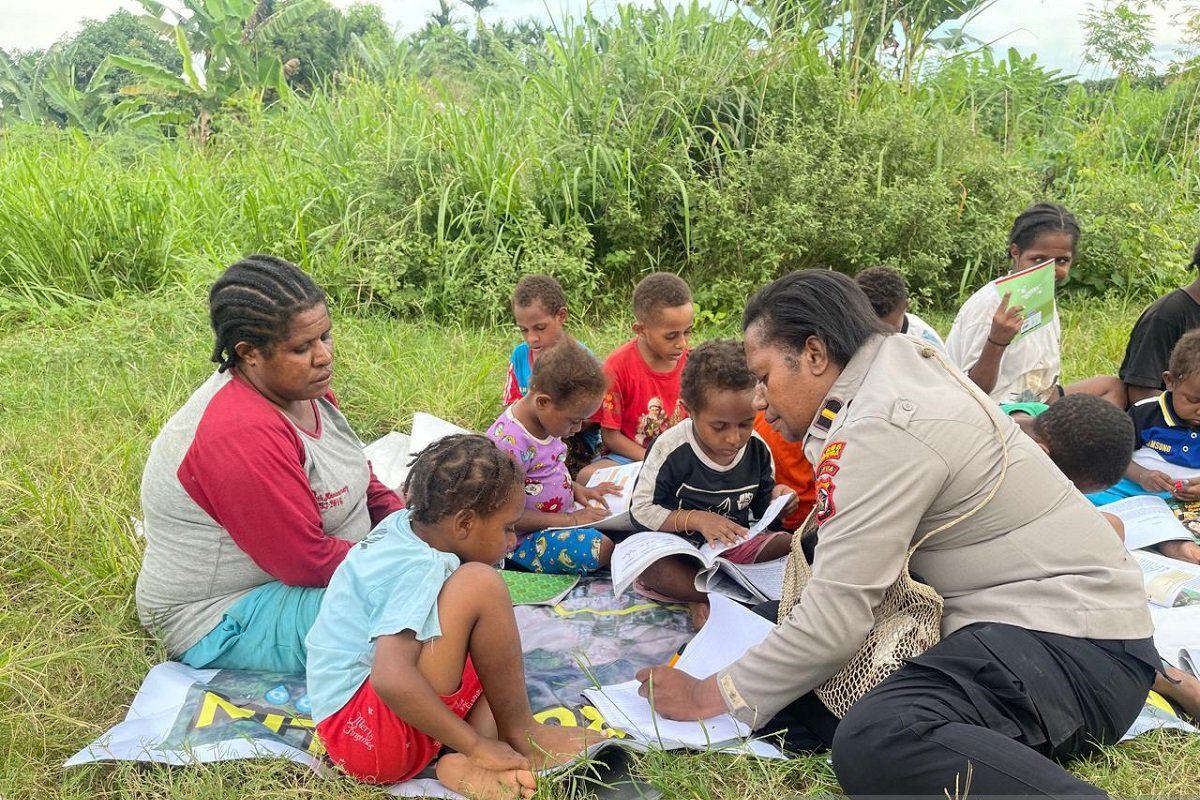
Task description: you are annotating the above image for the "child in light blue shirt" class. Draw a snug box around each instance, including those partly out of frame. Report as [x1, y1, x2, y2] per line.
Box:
[306, 434, 592, 793]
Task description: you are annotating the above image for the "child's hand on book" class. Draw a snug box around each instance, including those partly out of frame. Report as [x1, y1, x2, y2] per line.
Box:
[1172, 478, 1200, 502]
[772, 485, 798, 516]
[574, 481, 621, 509]
[696, 513, 748, 547]
[989, 292, 1024, 347]
[568, 505, 610, 527]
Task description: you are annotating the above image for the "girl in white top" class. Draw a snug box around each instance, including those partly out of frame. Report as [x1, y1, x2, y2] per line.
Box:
[947, 203, 1125, 407]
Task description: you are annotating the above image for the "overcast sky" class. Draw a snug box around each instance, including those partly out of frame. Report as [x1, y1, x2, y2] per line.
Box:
[3, 0, 1196, 77]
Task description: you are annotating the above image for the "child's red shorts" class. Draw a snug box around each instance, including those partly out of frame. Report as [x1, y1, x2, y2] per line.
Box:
[316, 657, 483, 784]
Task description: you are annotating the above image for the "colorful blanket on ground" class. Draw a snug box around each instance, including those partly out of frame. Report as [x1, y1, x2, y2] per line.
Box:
[65, 578, 693, 796]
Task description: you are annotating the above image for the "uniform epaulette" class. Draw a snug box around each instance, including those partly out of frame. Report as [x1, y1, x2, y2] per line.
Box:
[814, 398, 843, 432]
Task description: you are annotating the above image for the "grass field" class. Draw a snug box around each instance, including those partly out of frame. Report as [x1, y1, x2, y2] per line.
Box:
[3, 290, 1199, 799]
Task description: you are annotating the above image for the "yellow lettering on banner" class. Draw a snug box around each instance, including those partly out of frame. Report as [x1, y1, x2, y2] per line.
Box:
[192, 690, 325, 756]
[533, 706, 578, 726]
[194, 692, 257, 728]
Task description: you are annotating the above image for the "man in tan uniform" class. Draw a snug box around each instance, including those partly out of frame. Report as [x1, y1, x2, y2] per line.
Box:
[636, 270, 1157, 797]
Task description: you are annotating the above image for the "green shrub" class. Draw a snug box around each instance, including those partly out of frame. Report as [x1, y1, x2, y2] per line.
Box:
[4, 3, 1200, 319]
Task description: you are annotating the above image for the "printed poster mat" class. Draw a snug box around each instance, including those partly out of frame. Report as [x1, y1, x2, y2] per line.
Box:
[66, 578, 693, 796]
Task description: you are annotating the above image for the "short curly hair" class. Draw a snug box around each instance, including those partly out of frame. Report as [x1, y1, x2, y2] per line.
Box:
[1170, 330, 1200, 381]
[512, 274, 567, 314]
[855, 266, 908, 319]
[1033, 395, 1133, 491]
[632, 272, 692, 322]
[680, 339, 755, 413]
[528, 338, 608, 405]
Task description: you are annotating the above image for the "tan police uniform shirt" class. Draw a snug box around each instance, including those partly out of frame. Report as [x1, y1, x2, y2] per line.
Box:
[716, 334, 1153, 728]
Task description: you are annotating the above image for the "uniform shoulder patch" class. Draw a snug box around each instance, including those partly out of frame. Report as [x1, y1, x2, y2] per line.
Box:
[820, 441, 846, 462]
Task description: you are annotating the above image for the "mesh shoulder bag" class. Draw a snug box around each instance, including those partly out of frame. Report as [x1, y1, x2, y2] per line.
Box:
[777, 343, 1010, 719]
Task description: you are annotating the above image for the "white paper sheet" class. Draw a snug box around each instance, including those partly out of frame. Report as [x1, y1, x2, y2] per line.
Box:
[544, 462, 642, 532]
[746, 491, 792, 538]
[362, 431, 412, 491]
[409, 412, 472, 455]
[1131, 447, 1200, 481]
[673, 594, 774, 678]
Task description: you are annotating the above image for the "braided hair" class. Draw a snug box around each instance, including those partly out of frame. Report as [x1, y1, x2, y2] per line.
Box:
[404, 434, 523, 525]
[208, 254, 327, 372]
[1008, 203, 1080, 256]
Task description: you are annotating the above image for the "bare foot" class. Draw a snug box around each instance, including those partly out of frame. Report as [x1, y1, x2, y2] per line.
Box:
[688, 599, 710, 630]
[509, 721, 596, 772]
[435, 753, 536, 800]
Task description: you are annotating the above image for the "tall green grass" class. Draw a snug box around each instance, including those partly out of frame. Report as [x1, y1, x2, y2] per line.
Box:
[7, 2, 1197, 322]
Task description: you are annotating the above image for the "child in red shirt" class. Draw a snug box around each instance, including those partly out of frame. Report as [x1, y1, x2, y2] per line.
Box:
[579, 272, 694, 482]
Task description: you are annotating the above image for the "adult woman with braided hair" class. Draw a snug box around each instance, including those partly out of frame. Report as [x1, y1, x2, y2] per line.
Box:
[136, 255, 403, 674]
[635, 270, 1159, 797]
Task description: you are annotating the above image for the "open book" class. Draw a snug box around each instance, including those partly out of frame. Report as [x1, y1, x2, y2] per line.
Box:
[546, 461, 641, 533]
[610, 493, 792, 603]
[1134, 550, 1200, 607]
[581, 594, 785, 756]
[1099, 495, 1197, 551]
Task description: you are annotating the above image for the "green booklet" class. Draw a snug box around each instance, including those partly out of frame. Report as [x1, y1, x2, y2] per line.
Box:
[993, 258, 1055, 343]
[500, 570, 580, 606]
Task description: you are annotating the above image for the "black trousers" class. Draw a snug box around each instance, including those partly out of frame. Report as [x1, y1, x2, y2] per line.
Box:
[755, 612, 1158, 798]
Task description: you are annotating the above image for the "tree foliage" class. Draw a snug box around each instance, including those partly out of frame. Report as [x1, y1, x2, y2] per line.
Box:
[68, 10, 182, 91]
[259, 0, 392, 89]
[1083, 0, 1163, 78]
